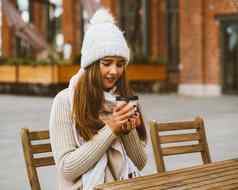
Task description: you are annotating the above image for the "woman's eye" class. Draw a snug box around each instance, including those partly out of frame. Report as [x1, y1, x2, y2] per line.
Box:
[101, 61, 111, 66]
[101, 59, 125, 67]
[117, 63, 124, 68]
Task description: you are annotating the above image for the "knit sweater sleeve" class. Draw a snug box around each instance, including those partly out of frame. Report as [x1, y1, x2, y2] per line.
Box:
[49, 89, 117, 182]
[121, 129, 147, 171]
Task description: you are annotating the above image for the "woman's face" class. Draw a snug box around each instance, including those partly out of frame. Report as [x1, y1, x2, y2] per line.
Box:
[99, 56, 126, 90]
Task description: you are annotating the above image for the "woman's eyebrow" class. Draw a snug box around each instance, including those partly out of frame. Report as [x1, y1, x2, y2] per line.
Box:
[103, 57, 125, 61]
[102, 58, 112, 61]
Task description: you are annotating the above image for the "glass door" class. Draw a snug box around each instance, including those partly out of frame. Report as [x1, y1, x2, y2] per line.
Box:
[166, 0, 180, 72]
[221, 19, 238, 94]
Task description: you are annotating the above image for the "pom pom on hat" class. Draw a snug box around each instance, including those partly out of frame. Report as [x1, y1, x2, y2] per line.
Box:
[90, 8, 115, 25]
[80, 8, 130, 69]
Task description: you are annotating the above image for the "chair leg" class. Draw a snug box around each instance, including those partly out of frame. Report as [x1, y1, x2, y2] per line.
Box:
[150, 121, 166, 172]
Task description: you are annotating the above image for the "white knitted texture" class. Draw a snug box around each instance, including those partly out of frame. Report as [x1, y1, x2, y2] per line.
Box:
[90, 8, 115, 25]
[80, 9, 130, 69]
[49, 88, 147, 190]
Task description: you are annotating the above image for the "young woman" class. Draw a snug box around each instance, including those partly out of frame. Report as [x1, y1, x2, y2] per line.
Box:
[49, 9, 147, 190]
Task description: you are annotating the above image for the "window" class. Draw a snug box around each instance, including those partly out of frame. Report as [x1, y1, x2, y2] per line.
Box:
[18, 0, 30, 23]
[166, 0, 180, 70]
[117, 0, 149, 61]
[48, 0, 63, 52]
[0, 0, 2, 56]
[220, 19, 238, 93]
[16, 0, 31, 57]
[30, 0, 63, 52]
[15, 0, 63, 57]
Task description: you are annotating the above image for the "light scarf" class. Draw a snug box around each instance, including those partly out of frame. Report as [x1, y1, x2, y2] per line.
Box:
[68, 70, 141, 190]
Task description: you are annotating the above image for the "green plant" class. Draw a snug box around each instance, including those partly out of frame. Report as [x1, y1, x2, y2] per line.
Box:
[150, 56, 167, 64]
[0, 56, 7, 64]
[73, 54, 81, 65]
[0, 56, 70, 65]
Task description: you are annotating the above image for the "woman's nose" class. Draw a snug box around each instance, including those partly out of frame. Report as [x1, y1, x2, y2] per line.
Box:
[109, 64, 118, 74]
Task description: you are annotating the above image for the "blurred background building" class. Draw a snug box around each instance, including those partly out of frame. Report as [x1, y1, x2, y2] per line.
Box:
[0, 0, 238, 96]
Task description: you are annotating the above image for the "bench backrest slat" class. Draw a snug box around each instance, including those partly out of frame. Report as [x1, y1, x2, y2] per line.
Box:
[21, 128, 55, 190]
[150, 117, 211, 173]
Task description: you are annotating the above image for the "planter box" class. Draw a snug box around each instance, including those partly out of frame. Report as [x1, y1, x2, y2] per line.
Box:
[58, 64, 80, 83]
[0, 63, 169, 95]
[18, 65, 58, 84]
[57, 64, 167, 83]
[0, 63, 167, 84]
[0, 65, 16, 82]
[127, 64, 167, 81]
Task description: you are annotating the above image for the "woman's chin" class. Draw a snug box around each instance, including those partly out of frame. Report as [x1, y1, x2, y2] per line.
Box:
[103, 86, 113, 91]
[103, 81, 116, 91]
[103, 84, 115, 91]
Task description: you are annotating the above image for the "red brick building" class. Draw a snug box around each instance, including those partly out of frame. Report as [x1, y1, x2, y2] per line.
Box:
[1, 0, 238, 95]
[179, 0, 238, 96]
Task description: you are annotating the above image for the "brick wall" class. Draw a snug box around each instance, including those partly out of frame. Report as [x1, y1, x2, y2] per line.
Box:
[62, 0, 82, 57]
[101, 0, 117, 16]
[180, 0, 204, 84]
[2, 0, 16, 56]
[154, 0, 167, 58]
[2, 12, 12, 56]
[204, 0, 238, 84]
[179, 0, 238, 95]
[31, 1, 47, 40]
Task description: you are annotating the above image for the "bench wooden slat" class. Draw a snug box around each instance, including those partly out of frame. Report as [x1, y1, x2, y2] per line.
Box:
[95, 159, 238, 190]
[158, 166, 238, 190]
[31, 143, 52, 154]
[143, 173, 238, 190]
[162, 144, 203, 156]
[178, 171, 238, 190]
[30, 131, 49, 140]
[21, 128, 55, 190]
[33, 156, 55, 167]
[159, 133, 200, 144]
[218, 182, 238, 190]
[157, 121, 200, 131]
[124, 165, 238, 190]
[150, 117, 211, 173]
[95, 160, 238, 190]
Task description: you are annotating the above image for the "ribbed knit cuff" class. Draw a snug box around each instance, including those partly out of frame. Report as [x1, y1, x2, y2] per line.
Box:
[99, 125, 117, 140]
[121, 128, 147, 170]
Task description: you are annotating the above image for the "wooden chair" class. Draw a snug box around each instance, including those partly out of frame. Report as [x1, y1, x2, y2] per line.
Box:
[150, 117, 211, 173]
[21, 128, 55, 190]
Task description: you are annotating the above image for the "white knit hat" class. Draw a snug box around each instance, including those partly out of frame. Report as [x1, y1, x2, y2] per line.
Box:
[80, 8, 130, 69]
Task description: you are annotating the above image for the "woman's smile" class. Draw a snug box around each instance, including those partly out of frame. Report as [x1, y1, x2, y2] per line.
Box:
[100, 56, 126, 90]
[105, 75, 117, 83]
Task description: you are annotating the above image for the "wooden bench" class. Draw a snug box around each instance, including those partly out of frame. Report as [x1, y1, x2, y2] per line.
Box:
[21, 128, 55, 190]
[150, 117, 211, 172]
[94, 158, 238, 190]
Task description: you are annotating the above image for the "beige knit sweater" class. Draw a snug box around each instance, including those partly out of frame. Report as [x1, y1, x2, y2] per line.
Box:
[49, 88, 147, 190]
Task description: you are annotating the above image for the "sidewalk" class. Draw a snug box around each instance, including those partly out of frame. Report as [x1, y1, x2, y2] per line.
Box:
[0, 93, 238, 190]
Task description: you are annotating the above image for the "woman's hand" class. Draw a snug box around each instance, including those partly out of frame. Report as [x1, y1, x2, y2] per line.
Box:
[130, 108, 142, 127]
[100, 101, 137, 135]
[122, 108, 142, 133]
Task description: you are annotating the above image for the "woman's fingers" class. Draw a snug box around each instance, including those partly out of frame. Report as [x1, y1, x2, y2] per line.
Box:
[129, 111, 141, 127]
[115, 104, 136, 117]
[114, 101, 127, 112]
[118, 118, 129, 125]
[120, 119, 137, 134]
[108, 102, 140, 135]
[117, 111, 133, 121]
[131, 111, 140, 119]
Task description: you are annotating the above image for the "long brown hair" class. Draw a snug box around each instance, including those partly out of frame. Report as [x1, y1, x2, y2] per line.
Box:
[72, 61, 147, 142]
